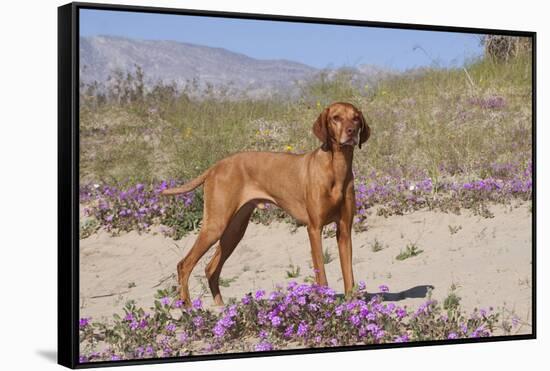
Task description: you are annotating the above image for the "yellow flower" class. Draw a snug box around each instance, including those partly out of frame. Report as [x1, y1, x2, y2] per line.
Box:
[316, 101, 321, 108]
[285, 145, 293, 152]
[381, 91, 388, 96]
[182, 127, 192, 139]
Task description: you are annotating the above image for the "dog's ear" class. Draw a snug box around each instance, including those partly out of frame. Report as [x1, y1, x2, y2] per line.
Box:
[313, 108, 329, 147]
[358, 110, 371, 149]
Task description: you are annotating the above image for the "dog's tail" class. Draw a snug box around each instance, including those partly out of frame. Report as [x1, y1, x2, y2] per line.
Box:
[161, 169, 210, 196]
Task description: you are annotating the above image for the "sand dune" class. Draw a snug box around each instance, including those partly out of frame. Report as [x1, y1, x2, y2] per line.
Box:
[80, 203, 532, 336]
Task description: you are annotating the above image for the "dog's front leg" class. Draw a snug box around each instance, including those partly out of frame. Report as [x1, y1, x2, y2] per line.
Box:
[307, 225, 328, 287]
[336, 219, 355, 296]
[336, 188, 356, 296]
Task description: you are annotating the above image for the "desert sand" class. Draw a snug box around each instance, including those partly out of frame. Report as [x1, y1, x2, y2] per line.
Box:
[80, 203, 532, 335]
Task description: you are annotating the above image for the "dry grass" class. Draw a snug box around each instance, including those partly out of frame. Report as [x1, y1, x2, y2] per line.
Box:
[79, 52, 532, 185]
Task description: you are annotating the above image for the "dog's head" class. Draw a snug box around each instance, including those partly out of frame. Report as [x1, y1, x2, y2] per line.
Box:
[313, 102, 370, 150]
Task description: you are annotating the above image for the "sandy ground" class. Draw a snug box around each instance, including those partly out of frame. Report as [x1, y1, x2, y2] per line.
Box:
[80, 203, 533, 335]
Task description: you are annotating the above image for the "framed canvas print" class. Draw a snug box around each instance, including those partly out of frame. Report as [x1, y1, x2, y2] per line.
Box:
[58, 2, 536, 368]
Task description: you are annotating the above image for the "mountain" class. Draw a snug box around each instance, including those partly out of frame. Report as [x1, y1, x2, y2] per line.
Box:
[79, 35, 396, 98]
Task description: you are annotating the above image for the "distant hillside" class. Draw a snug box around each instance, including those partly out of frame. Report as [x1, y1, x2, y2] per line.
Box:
[80, 35, 396, 98]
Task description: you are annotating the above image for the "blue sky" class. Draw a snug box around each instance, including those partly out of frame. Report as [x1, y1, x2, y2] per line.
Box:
[80, 9, 484, 71]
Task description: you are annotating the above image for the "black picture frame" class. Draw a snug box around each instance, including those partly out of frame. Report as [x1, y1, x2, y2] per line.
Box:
[58, 2, 537, 368]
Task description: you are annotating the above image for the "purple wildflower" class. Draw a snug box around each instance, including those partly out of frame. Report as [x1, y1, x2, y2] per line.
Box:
[378, 284, 389, 293]
[178, 333, 188, 343]
[271, 316, 282, 327]
[395, 334, 409, 343]
[193, 316, 204, 328]
[350, 314, 361, 326]
[297, 322, 308, 337]
[284, 325, 294, 338]
[255, 341, 273, 351]
[366, 323, 379, 333]
[213, 324, 225, 338]
[129, 320, 138, 331]
[79, 317, 90, 329]
[192, 298, 202, 310]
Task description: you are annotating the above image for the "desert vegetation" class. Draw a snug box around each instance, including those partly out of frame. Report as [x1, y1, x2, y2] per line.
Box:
[79, 282, 516, 362]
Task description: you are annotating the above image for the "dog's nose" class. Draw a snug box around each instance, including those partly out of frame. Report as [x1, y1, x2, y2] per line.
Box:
[346, 127, 355, 136]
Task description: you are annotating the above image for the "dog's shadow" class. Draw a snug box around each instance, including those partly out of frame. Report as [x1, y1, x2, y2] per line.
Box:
[336, 285, 434, 302]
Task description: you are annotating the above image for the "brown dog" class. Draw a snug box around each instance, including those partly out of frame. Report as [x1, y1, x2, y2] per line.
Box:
[162, 102, 370, 306]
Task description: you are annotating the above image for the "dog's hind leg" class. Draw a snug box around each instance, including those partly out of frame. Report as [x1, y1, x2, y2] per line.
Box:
[177, 224, 223, 306]
[205, 203, 255, 306]
[176, 180, 238, 306]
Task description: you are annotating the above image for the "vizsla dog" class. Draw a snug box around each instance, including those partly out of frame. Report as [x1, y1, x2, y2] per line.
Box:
[162, 102, 370, 306]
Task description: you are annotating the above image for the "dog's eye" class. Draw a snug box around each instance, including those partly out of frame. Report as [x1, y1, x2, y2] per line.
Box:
[332, 115, 341, 122]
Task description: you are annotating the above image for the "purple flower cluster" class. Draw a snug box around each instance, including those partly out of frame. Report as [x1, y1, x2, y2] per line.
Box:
[80, 180, 198, 238]
[468, 95, 507, 109]
[213, 305, 238, 338]
[354, 160, 531, 223]
[79, 317, 91, 329]
[79, 282, 505, 363]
